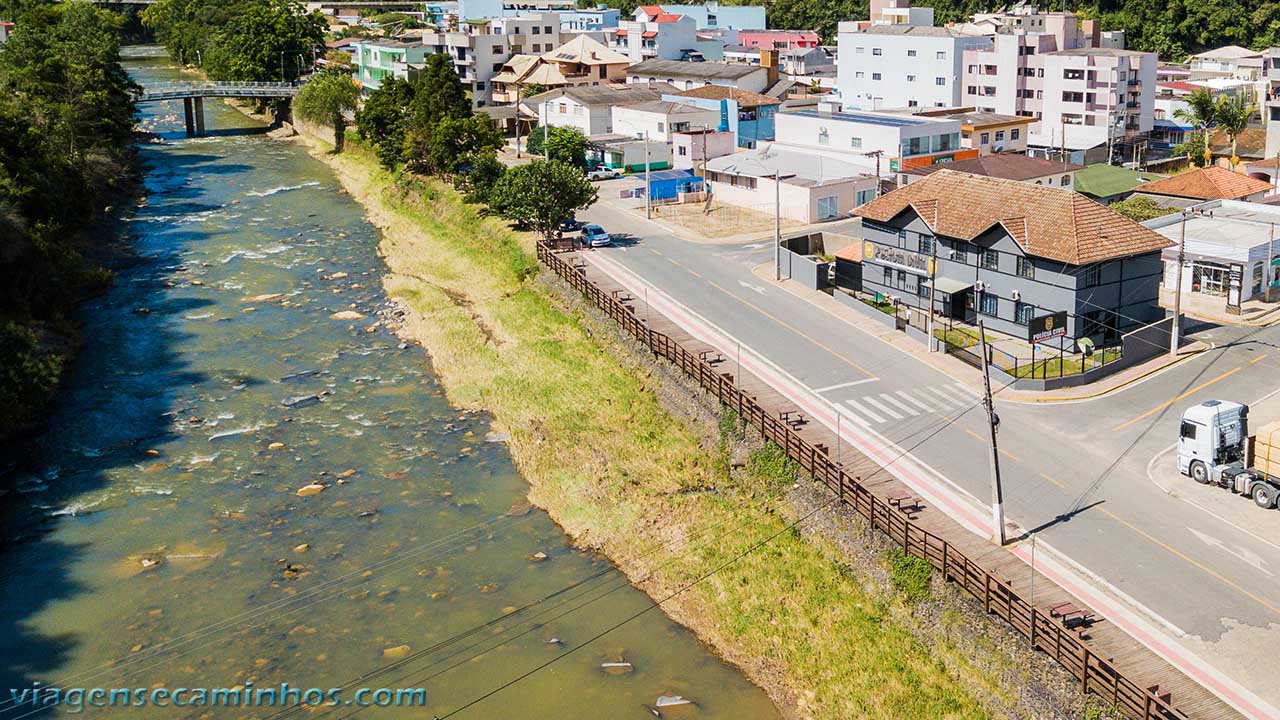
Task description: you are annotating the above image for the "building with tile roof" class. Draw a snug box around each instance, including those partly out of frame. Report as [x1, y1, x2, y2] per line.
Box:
[626, 58, 774, 93]
[671, 83, 783, 148]
[903, 154, 1081, 188]
[522, 83, 682, 136]
[489, 34, 631, 104]
[1132, 166, 1274, 207]
[853, 169, 1172, 341]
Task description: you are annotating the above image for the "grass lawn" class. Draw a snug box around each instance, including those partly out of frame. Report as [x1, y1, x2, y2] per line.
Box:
[292, 132, 1026, 720]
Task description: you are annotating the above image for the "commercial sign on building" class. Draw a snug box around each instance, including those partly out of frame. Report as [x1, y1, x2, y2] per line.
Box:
[1028, 311, 1067, 344]
[863, 241, 935, 275]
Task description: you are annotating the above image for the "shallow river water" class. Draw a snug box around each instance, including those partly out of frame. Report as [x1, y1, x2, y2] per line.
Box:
[0, 53, 779, 720]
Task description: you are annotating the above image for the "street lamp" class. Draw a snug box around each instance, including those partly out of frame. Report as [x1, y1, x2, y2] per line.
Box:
[280, 51, 285, 82]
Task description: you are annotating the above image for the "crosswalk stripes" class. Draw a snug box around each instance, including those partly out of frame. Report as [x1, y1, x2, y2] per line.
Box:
[835, 383, 984, 426]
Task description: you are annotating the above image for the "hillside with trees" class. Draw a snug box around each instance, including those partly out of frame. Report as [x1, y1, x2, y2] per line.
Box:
[142, 0, 326, 81]
[0, 2, 138, 440]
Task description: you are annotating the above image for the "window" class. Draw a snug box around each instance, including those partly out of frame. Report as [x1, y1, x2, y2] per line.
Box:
[1082, 264, 1102, 287]
[532, 25, 540, 34]
[908, 49, 917, 57]
[818, 127, 829, 145]
[873, 48, 882, 56]
[816, 196, 838, 219]
[936, 51, 946, 60]
[967, 85, 977, 95]
[907, 74, 916, 82]
[856, 46, 865, 54]
[908, 100, 919, 107]
[657, 122, 665, 133]
[935, 77, 946, 86]
[979, 132, 989, 144]
[919, 235, 934, 255]
[1060, 174, 1071, 186]
[856, 71, 865, 79]
[883, 267, 893, 285]
[544, 25, 552, 33]
[1011, 128, 1020, 140]
[1016, 256, 1034, 279]
[850, 136, 862, 149]
[898, 270, 907, 286]
[1063, 68, 1084, 80]
[952, 242, 968, 263]
[918, 283, 931, 298]
[1180, 421, 1198, 440]
[980, 293, 998, 316]
[677, 145, 688, 156]
[492, 45, 503, 53]
[897, 229, 907, 245]
[856, 188, 875, 205]
[1015, 301, 1034, 324]
[558, 103, 567, 113]
[981, 248, 999, 271]
[872, 72, 882, 80]
[995, 130, 1005, 141]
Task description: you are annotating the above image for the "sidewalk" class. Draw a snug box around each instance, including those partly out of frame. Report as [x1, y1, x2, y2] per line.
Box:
[1159, 287, 1280, 328]
[752, 262, 1210, 404]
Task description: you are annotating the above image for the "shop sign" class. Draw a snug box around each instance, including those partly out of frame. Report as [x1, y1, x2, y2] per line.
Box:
[1028, 311, 1067, 344]
[863, 241, 934, 275]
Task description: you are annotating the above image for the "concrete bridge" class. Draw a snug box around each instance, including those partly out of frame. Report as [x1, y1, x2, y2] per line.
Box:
[134, 81, 303, 136]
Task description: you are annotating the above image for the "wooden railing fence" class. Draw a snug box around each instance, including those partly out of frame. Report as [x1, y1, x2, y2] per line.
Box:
[538, 242, 1187, 720]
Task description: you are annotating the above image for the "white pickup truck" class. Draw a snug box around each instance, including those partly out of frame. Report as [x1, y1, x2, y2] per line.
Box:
[1178, 400, 1280, 509]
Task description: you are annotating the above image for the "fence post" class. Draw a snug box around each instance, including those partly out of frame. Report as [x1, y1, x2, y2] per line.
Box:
[1080, 646, 1089, 693]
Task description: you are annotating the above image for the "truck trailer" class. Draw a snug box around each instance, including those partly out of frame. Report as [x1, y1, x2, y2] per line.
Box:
[1177, 399, 1280, 509]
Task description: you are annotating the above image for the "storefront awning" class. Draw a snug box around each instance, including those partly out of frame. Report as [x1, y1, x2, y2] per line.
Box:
[927, 277, 973, 295]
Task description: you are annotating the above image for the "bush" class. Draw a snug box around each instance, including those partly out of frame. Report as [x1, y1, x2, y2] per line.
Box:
[746, 441, 800, 491]
[886, 547, 933, 602]
[0, 321, 65, 436]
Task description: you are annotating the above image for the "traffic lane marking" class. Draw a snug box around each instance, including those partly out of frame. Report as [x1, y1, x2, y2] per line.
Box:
[1111, 366, 1243, 432]
[814, 378, 880, 392]
[704, 278, 877, 378]
[586, 251, 1280, 718]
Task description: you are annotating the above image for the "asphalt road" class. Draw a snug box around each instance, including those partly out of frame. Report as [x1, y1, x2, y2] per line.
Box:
[579, 191, 1280, 710]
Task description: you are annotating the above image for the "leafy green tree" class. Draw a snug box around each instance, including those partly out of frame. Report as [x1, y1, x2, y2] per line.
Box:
[488, 160, 598, 239]
[406, 53, 471, 129]
[295, 67, 359, 152]
[148, 0, 325, 82]
[525, 122, 545, 156]
[356, 76, 416, 168]
[456, 152, 507, 204]
[544, 126, 588, 170]
[1108, 196, 1178, 223]
[1214, 93, 1257, 166]
[1174, 88, 1217, 166]
[411, 114, 504, 177]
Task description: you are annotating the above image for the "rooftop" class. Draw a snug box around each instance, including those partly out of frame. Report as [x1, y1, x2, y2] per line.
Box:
[622, 100, 716, 115]
[1043, 47, 1150, 57]
[705, 144, 874, 186]
[853, 24, 986, 38]
[1207, 128, 1266, 159]
[1189, 44, 1263, 61]
[677, 84, 782, 106]
[905, 154, 1081, 182]
[542, 34, 630, 65]
[854, 169, 1174, 265]
[526, 82, 678, 106]
[1145, 200, 1280, 261]
[1074, 164, 1158, 199]
[1134, 166, 1274, 201]
[627, 59, 763, 80]
[782, 107, 940, 128]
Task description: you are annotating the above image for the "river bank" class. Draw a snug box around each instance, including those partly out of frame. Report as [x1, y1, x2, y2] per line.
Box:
[285, 119, 1108, 719]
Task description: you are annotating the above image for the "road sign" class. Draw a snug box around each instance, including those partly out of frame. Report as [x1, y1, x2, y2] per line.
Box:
[1028, 311, 1067, 344]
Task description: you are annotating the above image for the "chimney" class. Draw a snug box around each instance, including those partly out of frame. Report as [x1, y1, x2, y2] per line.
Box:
[760, 48, 779, 87]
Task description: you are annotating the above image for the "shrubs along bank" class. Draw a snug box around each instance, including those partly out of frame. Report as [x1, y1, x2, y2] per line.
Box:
[0, 3, 138, 441]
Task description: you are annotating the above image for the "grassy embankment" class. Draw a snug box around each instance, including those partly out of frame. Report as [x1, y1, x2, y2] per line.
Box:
[291, 129, 1025, 719]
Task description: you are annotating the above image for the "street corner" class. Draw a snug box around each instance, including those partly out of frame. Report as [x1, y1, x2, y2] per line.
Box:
[1147, 443, 1280, 555]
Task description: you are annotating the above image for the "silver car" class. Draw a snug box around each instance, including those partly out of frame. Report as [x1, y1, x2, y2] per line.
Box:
[586, 168, 620, 181]
[581, 224, 611, 247]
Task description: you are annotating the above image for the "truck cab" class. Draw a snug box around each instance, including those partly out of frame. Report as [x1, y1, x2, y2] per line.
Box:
[1178, 400, 1249, 484]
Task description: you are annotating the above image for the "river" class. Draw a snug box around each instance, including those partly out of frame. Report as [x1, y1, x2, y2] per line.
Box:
[0, 52, 779, 720]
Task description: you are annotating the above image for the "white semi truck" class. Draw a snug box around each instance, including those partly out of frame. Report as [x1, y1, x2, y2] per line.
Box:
[1178, 399, 1280, 509]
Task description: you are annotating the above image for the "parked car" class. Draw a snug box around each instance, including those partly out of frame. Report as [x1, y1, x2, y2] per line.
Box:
[581, 224, 611, 247]
[558, 218, 584, 233]
[586, 167, 620, 181]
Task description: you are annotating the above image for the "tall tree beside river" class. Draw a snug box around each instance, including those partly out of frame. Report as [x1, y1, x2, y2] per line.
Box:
[0, 2, 137, 440]
[142, 0, 324, 81]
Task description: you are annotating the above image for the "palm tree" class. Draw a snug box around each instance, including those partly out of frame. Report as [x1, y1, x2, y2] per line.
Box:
[1174, 87, 1217, 166]
[1213, 93, 1257, 167]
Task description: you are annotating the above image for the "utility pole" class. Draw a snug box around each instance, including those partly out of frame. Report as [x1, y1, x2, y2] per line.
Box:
[977, 319, 1006, 546]
[773, 169, 782, 281]
[644, 130, 652, 220]
[926, 238, 937, 352]
[515, 84, 522, 159]
[1171, 211, 1188, 357]
[280, 51, 285, 82]
[1268, 223, 1277, 304]
[543, 99, 550, 156]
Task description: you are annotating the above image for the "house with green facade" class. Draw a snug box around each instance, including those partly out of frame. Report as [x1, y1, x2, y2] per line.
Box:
[351, 39, 432, 92]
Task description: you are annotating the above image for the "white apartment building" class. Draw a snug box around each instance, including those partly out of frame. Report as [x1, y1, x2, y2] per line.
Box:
[962, 34, 1155, 154]
[610, 10, 708, 62]
[774, 104, 970, 174]
[647, 2, 764, 31]
[409, 13, 566, 107]
[626, 59, 773, 93]
[867, 0, 933, 27]
[836, 24, 993, 110]
[522, 84, 680, 136]
[611, 100, 722, 141]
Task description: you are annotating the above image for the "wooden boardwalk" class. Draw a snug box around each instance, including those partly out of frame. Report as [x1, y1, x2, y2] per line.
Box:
[545, 243, 1242, 720]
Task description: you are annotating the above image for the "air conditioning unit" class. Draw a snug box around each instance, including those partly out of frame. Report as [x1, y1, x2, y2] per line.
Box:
[1011, 289, 1021, 301]
[975, 281, 987, 292]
